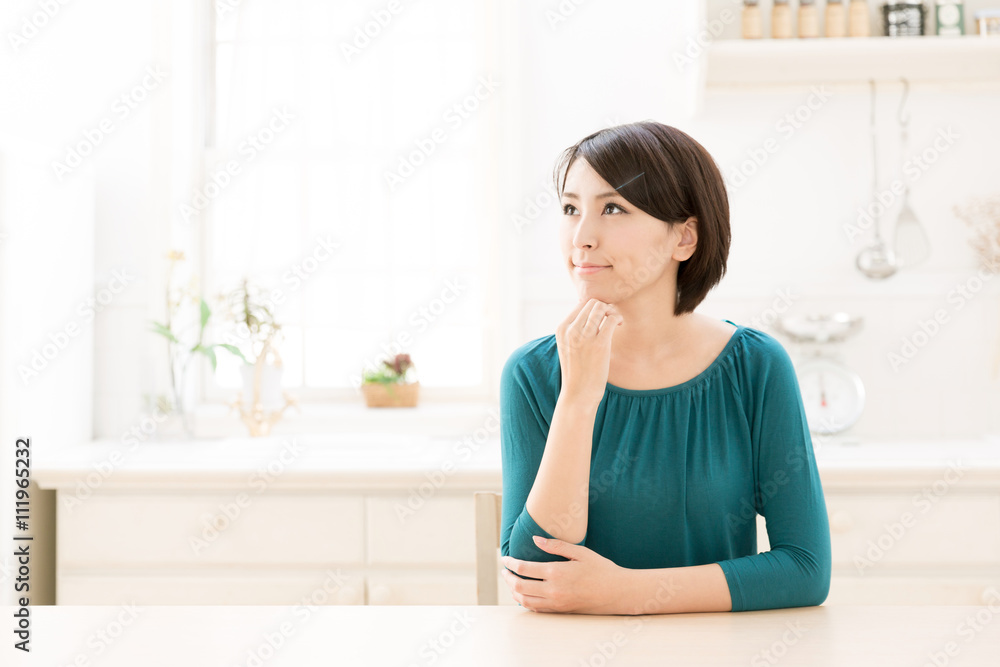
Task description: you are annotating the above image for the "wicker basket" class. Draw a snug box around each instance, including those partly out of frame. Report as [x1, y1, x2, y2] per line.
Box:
[361, 381, 420, 408]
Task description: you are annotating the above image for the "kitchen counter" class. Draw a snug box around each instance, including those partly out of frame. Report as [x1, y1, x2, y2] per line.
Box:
[28, 434, 1000, 606]
[32, 434, 1000, 490]
[9, 604, 1000, 666]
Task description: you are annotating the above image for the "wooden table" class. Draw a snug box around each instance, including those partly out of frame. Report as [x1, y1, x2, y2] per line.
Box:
[8, 604, 1000, 666]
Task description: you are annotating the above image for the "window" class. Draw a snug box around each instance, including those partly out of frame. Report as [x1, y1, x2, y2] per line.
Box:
[197, 0, 502, 403]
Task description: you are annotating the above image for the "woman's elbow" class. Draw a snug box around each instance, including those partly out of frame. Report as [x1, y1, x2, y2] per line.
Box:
[802, 554, 832, 607]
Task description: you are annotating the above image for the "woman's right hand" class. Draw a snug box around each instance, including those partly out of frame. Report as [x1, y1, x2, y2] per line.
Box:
[555, 298, 623, 408]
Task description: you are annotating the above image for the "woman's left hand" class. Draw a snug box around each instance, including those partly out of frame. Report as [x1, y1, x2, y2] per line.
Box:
[501, 535, 632, 614]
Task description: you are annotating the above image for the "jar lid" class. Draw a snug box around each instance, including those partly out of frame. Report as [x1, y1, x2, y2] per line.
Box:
[974, 9, 1000, 18]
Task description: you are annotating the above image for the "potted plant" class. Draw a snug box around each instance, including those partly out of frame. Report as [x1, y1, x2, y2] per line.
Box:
[218, 278, 296, 436]
[148, 251, 247, 437]
[361, 353, 420, 407]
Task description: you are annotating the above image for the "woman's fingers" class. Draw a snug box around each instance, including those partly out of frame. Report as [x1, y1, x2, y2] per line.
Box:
[503, 566, 547, 600]
[571, 298, 599, 330]
[559, 298, 593, 332]
[583, 300, 617, 334]
[598, 312, 624, 338]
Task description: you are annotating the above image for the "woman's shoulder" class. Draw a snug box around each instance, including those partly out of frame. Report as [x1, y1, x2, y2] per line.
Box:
[729, 323, 798, 381]
[734, 323, 787, 353]
[501, 334, 558, 383]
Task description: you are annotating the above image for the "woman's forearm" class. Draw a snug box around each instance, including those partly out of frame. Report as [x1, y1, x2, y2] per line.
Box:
[620, 563, 733, 615]
[523, 395, 598, 544]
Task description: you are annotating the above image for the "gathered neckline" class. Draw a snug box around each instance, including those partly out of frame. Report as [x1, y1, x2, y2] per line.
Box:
[603, 320, 744, 397]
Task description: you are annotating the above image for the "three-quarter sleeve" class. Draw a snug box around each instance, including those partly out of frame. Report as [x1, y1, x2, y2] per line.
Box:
[715, 336, 832, 611]
[499, 349, 586, 572]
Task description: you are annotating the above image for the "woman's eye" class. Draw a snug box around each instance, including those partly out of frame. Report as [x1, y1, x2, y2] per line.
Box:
[561, 203, 626, 215]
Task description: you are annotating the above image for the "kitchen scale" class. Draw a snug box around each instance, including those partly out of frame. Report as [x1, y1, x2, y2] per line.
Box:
[773, 313, 865, 435]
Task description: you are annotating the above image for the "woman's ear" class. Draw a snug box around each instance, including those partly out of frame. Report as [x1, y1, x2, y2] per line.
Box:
[672, 216, 697, 262]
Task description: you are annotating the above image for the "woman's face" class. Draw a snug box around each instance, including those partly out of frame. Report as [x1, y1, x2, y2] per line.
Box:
[558, 158, 695, 305]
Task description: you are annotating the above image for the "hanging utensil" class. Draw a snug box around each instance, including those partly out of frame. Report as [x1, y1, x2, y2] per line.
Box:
[892, 77, 931, 267]
[856, 79, 898, 280]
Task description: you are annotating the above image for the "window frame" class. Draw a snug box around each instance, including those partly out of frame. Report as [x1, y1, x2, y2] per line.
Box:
[193, 0, 511, 407]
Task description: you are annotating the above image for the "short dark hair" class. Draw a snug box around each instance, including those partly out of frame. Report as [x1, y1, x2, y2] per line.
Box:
[552, 120, 730, 316]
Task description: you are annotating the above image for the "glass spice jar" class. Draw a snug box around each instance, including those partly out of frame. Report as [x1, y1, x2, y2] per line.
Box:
[799, 0, 820, 37]
[742, 0, 763, 39]
[881, 1, 927, 36]
[826, 0, 847, 37]
[772, 0, 794, 38]
[849, 0, 872, 36]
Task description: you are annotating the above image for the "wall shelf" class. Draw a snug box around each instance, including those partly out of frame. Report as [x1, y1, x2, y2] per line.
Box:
[705, 36, 1000, 89]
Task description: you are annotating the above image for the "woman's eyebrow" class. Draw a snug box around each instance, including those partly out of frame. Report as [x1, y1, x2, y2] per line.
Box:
[562, 191, 620, 200]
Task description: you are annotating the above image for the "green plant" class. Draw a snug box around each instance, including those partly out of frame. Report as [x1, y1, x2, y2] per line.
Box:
[220, 277, 282, 365]
[362, 353, 415, 385]
[147, 251, 247, 433]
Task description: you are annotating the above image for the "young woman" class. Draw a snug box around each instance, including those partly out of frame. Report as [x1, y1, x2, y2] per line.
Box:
[499, 120, 831, 615]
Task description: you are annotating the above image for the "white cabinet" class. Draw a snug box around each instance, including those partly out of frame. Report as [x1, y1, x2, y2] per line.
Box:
[57, 570, 367, 605]
[34, 435, 502, 605]
[367, 573, 476, 606]
[36, 437, 1000, 606]
[821, 489, 1000, 604]
[366, 496, 476, 565]
[52, 489, 487, 605]
[59, 492, 365, 567]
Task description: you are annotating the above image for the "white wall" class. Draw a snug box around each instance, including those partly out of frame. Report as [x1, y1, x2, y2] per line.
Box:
[4, 0, 996, 454]
[0, 0, 180, 603]
[506, 0, 1000, 440]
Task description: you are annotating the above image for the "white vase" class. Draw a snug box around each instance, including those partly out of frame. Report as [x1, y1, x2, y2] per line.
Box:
[239, 362, 284, 412]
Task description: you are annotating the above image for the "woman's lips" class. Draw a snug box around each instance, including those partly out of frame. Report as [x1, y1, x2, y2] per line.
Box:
[574, 265, 609, 275]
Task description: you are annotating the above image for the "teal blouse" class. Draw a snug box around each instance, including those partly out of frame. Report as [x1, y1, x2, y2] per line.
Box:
[499, 320, 831, 612]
